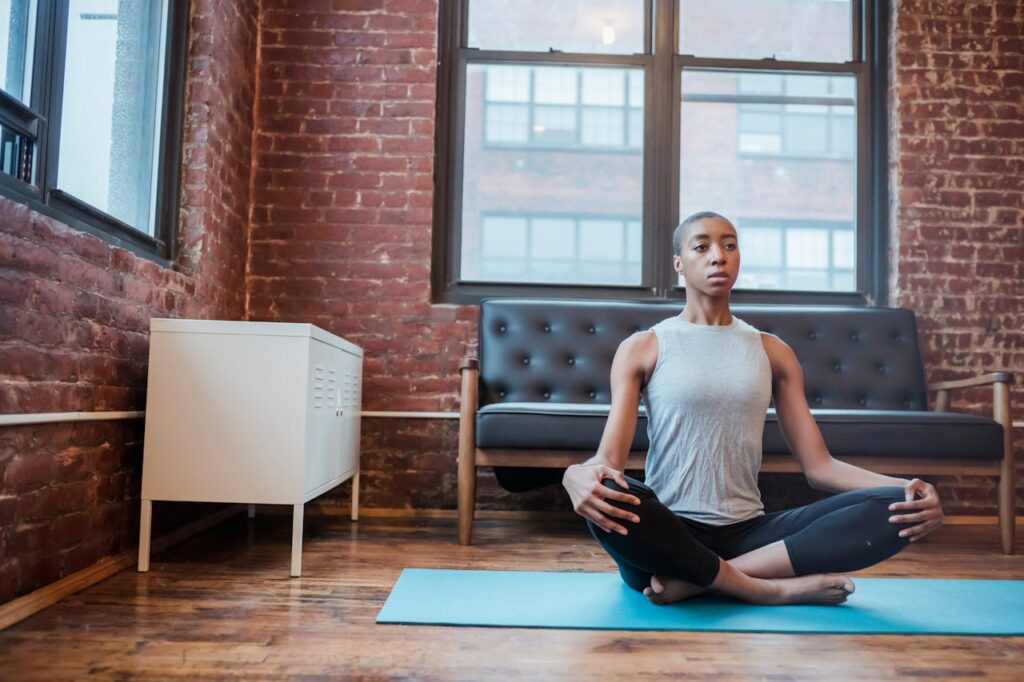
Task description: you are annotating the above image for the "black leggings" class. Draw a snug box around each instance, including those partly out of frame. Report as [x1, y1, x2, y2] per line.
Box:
[587, 476, 911, 591]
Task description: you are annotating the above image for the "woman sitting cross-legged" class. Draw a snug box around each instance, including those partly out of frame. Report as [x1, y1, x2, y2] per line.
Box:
[562, 211, 945, 606]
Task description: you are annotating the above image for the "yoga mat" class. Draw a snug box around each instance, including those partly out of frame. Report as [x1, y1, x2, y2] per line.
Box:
[376, 569, 1024, 635]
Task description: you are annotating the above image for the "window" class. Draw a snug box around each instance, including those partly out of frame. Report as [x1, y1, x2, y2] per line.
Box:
[0, 0, 189, 260]
[467, 213, 642, 285]
[736, 73, 855, 159]
[481, 65, 643, 151]
[436, 0, 887, 305]
[735, 220, 855, 292]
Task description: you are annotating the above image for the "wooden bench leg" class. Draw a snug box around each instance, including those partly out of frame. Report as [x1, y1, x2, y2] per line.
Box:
[458, 446, 476, 546]
[457, 359, 478, 545]
[995, 381, 1015, 555]
[999, 457, 1015, 555]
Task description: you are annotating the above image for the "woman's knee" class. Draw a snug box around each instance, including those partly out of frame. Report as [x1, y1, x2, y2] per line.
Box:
[600, 475, 656, 499]
[865, 486, 906, 505]
[859, 488, 912, 548]
[599, 476, 658, 519]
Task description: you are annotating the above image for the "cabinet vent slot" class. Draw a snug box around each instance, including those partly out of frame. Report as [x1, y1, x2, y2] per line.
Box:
[313, 364, 325, 408]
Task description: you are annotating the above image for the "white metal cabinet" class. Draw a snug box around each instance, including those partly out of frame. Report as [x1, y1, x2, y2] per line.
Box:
[137, 319, 363, 577]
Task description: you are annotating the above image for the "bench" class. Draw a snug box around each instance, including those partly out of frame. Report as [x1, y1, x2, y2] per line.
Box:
[457, 299, 1015, 553]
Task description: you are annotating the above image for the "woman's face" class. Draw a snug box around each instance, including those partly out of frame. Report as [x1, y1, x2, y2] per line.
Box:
[673, 217, 740, 297]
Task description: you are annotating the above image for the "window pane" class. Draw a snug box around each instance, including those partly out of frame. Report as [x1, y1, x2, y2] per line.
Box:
[533, 106, 576, 146]
[741, 227, 783, 267]
[581, 69, 625, 106]
[679, 0, 851, 62]
[468, 0, 645, 55]
[627, 109, 643, 148]
[0, 0, 36, 102]
[579, 220, 624, 262]
[680, 69, 856, 292]
[626, 220, 642, 262]
[463, 63, 644, 285]
[486, 65, 530, 102]
[485, 103, 529, 143]
[535, 69, 577, 105]
[628, 70, 644, 107]
[581, 108, 624, 147]
[784, 113, 828, 156]
[787, 228, 829, 269]
[481, 216, 527, 260]
[531, 218, 575, 259]
[832, 229, 854, 269]
[58, 0, 169, 235]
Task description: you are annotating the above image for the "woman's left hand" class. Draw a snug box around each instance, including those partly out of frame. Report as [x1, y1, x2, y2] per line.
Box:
[889, 478, 944, 542]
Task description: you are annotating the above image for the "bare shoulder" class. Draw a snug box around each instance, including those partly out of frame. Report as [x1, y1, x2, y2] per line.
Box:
[759, 331, 800, 379]
[615, 330, 659, 384]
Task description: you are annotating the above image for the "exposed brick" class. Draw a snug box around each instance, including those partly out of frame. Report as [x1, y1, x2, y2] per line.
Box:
[0, 0, 257, 603]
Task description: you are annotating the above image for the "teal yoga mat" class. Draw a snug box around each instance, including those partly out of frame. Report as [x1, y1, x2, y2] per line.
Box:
[376, 569, 1024, 635]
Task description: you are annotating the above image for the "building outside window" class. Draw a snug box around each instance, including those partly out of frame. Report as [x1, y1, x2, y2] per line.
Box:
[436, 0, 885, 304]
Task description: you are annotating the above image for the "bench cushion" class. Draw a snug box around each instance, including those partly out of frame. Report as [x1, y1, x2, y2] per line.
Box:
[479, 299, 929, 412]
[476, 403, 1004, 460]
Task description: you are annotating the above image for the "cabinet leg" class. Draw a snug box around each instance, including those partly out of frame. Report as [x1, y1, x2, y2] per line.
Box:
[138, 499, 152, 572]
[350, 468, 360, 522]
[247, 504, 256, 519]
[291, 504, 303, 577]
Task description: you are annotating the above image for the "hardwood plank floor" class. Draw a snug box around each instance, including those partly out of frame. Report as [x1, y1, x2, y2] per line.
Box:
[1, 512, 1022, 681]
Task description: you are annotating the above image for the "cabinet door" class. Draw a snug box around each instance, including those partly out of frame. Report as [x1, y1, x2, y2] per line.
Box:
[305, 339, 341, 494]
[337, 350, 362, 479]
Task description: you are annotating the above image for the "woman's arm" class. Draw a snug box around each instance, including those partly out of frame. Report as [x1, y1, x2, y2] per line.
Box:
[562, 332, 654, 534]
[763, 333, 944, 541]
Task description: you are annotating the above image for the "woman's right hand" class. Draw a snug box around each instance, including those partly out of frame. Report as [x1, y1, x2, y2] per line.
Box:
[562, 464, 642, 535]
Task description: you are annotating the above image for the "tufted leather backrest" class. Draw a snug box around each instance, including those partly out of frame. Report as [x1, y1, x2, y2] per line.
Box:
[478, 299, 928, 411]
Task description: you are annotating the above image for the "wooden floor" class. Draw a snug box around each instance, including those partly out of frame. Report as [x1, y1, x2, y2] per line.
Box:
[1, 512, 1023, 681]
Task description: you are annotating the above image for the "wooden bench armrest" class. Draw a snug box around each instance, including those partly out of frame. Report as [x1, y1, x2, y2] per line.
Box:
[928, 372, 1014, 391]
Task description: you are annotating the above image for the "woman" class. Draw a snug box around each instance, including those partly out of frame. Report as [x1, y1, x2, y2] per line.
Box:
[561, 211, 945, 606]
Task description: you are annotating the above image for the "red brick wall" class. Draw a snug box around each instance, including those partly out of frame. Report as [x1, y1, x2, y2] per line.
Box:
[0, 0, 259, 603]
[890, 0, 1023, 514]
[247, 0, 479, 511]
[251, 0, 1023, 517]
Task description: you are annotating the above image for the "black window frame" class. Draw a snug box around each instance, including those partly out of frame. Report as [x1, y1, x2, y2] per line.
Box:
[0, 0, 190, 264]
[432, 0, 889, 306]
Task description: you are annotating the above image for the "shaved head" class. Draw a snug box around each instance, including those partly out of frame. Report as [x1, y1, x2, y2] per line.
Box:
[673, 211, 735, 256]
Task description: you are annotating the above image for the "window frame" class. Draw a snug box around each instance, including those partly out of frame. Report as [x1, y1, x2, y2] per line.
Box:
[432, 0, 889, 306]
[0, 0, 189, 264]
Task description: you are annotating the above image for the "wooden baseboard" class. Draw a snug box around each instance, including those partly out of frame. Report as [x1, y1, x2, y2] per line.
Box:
[0, 504, 244, 631]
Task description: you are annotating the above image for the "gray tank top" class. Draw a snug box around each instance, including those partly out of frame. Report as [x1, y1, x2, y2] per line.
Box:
[640, 314, 772, 525]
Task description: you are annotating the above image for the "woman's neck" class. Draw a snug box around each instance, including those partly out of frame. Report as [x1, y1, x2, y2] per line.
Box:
[679, 302, 733, 326]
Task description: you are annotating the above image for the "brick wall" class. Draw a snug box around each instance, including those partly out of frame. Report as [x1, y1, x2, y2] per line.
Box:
[251, 0, 1023, 516]
[889, 0, 1023, 513]
[247, 0, 479, 512]
[0, 0, 259, 603]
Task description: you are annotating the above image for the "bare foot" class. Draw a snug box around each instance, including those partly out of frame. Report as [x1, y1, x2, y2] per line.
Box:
[642, 574, 709, 605]
[762, 574, 855, 606]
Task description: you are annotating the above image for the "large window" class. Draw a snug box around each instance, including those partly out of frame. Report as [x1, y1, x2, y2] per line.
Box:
[0, 0, 189, 260]
[435, 0, 888, 304]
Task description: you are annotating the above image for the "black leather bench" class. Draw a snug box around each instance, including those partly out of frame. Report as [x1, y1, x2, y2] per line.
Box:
[457, 299, 1015, 553]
